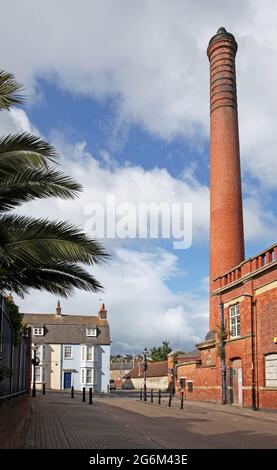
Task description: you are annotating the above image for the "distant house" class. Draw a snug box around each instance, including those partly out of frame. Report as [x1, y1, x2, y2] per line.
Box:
[22, 302, 110, 393]
[123, 360, 168, 390]
[110, 361, 133, 385]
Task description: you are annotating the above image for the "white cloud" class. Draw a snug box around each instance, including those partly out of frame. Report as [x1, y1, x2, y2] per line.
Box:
[12, 134, 275, 353]
[16, 247, 208, 353]
[16, 133, 210, 244]
[244, 197, 277, 243]
[0, 108, 37, 134]
[14, 134, 276, 245]
[0, 0, 276, 186]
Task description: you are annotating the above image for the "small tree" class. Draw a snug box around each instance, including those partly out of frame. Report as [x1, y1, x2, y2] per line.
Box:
[149, 341, 172, 362]
[5, 297, 23, 345]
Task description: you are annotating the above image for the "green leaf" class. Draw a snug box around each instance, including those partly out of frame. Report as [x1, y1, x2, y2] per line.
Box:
[0, 70, 24, 111]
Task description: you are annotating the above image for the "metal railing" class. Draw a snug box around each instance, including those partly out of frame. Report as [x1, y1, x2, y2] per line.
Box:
[0, 293, 30, 399]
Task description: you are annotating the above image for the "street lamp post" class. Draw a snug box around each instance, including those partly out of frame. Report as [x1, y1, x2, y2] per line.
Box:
[143, 347, 148, 401]
[31, 346, 40, 397]
[168, 368, 175, 396]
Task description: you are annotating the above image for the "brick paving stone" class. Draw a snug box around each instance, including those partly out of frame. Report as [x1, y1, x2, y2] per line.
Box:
[24, 392, 277, 449]
[24, 393, 161, 449]
[95, 396, 277, 449]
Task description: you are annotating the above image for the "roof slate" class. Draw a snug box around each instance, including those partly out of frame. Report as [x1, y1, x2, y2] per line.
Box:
[124, 360, 168, 379]
[22, 313, 110, 345]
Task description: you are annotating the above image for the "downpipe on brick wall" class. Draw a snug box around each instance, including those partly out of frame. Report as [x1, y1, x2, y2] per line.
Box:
[244, 294, 257, 410]
[220, 303, 227, 405]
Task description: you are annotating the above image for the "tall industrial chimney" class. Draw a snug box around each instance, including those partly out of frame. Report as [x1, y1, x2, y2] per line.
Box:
[207, 28, 245, 331]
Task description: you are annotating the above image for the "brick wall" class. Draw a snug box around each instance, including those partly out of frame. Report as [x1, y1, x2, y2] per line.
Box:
[173, 268, 277, 410]
[0, 394, 30, 448]
[175, 361, 221, 403]
[255, 286, 277, 409]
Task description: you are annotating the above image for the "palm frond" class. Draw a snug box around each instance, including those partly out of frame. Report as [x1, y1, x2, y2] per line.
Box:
[0, 262, 103, 297]
[0, 214, 110, 267]
[0, 133, 59, 170]
[0, 70, 110, 297]
[0, 167, 81, 211]
[0, 70, 24, 111]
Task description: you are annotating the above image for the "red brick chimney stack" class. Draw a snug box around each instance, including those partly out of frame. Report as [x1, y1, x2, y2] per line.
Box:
[56, 300, 62, 316]
[207, 28, 245, 331]
[98, 302, 107, 320]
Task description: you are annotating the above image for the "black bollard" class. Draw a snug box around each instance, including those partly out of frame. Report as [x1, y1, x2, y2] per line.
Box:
[180, 391, 184, 410]
[158, 389, 161, 405]
[42, 383, 46, 395]
[140, 388, 142, 400]
[151, 389, 153, 403]
[82, 387, 86, 402]
[168, 392, 172, 407]
[71, 386, 74, 399]
[89, 387, 93, 405]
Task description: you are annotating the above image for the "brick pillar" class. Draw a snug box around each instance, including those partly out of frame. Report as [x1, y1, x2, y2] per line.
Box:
[207, 28, 245, 331]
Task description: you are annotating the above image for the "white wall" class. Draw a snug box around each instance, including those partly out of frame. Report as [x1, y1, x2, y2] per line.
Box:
[123, 376, 168, 390]
[94, 344, 110, 393]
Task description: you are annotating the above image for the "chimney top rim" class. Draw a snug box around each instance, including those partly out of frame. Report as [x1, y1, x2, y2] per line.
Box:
[208, 27, 238, 53]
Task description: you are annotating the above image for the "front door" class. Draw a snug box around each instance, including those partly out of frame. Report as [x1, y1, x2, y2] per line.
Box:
[64, 372, 72, 389]
[231, 359, 243, 405]
[237, 368, 243, 405]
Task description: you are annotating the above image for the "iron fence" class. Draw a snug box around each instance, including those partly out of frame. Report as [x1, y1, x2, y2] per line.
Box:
[0, 293, 30, 398]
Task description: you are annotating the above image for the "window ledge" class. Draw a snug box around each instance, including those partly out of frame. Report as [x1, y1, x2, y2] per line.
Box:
[226, 334, 251, 343]
[261, 387, 277, 391]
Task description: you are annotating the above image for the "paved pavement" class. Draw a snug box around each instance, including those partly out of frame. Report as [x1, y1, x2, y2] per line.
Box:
[24, 391, 277, 449]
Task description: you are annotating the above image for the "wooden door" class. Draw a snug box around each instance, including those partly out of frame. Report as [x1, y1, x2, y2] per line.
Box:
[231, 359, 242, 405]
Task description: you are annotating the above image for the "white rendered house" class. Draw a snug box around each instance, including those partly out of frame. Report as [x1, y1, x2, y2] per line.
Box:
[22, 302, 110, 393]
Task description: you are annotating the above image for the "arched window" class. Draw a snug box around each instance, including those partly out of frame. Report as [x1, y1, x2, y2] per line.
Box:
[265, 354, 277, 388]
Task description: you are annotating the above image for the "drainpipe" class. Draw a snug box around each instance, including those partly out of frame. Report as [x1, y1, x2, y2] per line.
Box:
[244, 294, 257, 410]
[220, 302, 227, 404]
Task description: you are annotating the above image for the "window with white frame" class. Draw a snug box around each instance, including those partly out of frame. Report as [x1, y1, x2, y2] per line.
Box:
[86, 327, 97, 337]
[33, 327, 44, 336]
[265, 354, 277, 388]
[81, 345, 95, 361]
[229, 304, 240, 337]
[34, 366, 46, 383]
[87, 346, 94, 361]
[35, 345, 46, 362]
[64, 345, 73, 359]
[81, 368, 94, 384]
[86, 368, 93, 384]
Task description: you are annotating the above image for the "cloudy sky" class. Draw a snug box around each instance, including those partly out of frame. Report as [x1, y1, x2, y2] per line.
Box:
[0, 0, 276, 354]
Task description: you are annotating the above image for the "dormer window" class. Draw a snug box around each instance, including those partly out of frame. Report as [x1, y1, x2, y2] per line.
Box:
[86, 327, 97, 337]
[33, 327, 44, 336]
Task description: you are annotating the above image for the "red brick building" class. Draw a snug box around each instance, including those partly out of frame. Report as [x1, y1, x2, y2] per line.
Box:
[171, 28, 277, 410]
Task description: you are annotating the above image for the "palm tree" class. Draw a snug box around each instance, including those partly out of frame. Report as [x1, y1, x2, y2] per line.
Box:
[0, 70, 109, 297]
